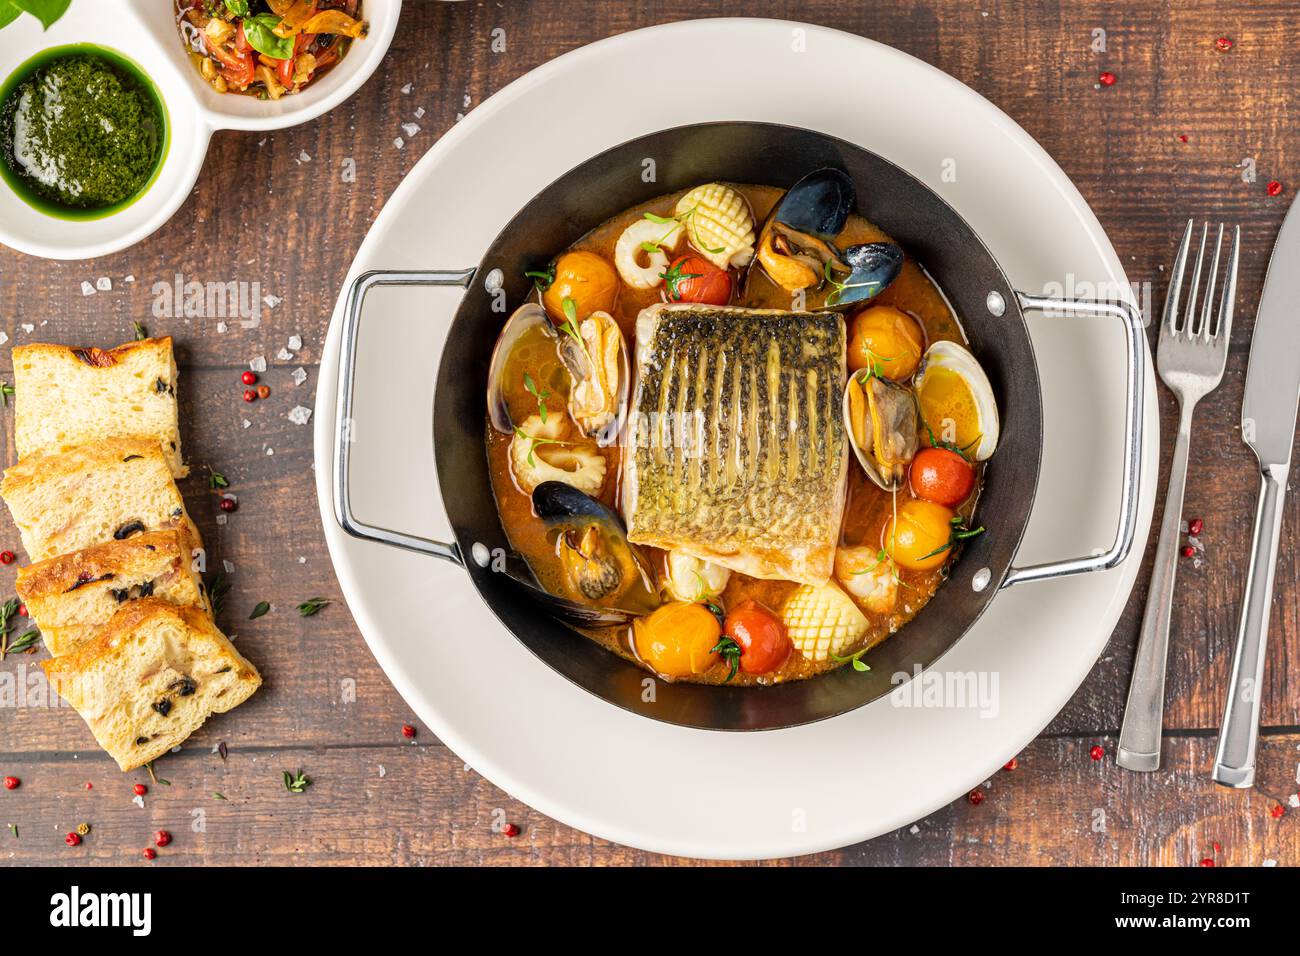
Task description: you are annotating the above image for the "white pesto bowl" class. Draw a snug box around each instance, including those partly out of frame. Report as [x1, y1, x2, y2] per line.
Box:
[0, 0, 401, 261]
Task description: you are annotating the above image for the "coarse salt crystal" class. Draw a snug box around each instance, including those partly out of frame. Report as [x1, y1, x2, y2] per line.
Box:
[264, 294, 282, 309]
[288, 334, 302, 350]
[909, 825, 920, 834]
[400, 83, 412, 94]
[298, 556, 306, 564]
[291, 367, 308, 386]
[133, 795, 145, 809]
[298, 150, 312, 163]
[216, 321, 228, 333]
[414, 106, 426, 119]
[1264, 859, 1278, 867]
[223, 560, 235, 574]
[288, 405, 313, 425]
[277, 347, 294, 361]
[250, 355, 267, 372]
[241, 419, 251, 429]
[394, 137, 405, 149]
[1289, 793, 1300, 808]
[96, 277, 112, 291]
[216, 514, 227, 526]
[0, 332, 7, 345]
[20, 323, 33, 333]
[124, 275, 135, 283]
[378, 765, 387, 778]
[80, 281, 96, 296]
[402, 122, 420, 138]
[266, 447, 274, 456]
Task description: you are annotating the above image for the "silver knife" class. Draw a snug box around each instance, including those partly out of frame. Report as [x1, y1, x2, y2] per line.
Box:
[1213, 194, 1300, 788]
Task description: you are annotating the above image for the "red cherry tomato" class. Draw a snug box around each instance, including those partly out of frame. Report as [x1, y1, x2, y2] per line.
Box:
[909, 447, 976, 507]
[235, 21, 253, 54]
[276, 53, 296, 88]
[664, 254, 732, 305]
[724, 599, 791, 675]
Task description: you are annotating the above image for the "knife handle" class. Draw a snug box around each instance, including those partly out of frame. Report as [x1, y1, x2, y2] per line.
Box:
[1118, 402, 1195, 771]
[1213, 467, 1288, 788]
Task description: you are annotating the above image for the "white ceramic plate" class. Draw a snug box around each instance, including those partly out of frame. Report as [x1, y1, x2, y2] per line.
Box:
[0, 0, 399, 260]
[312, 18, 1159, 859]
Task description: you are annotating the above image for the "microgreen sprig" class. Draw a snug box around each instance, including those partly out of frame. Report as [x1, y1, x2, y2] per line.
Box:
[512, 425, 571, 469]
[830, 646, 872, 672]
[823, 258, 882, 308]
[710, 635, 742, 683]
[918, 516, 986, 562]
[659, 258, 703, 301]
[524, 262, 556, 292]
[522, 371, 550, 424]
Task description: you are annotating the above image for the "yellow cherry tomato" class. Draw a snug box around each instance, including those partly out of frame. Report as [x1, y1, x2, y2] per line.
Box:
[847, 305, 925, 380]
[883, 498, 955, 572]
[632, 602, 723, 680]
[542, 251, 619, 324]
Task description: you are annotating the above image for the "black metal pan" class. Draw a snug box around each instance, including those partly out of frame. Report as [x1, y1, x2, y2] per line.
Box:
[331, 122, 1144, 731]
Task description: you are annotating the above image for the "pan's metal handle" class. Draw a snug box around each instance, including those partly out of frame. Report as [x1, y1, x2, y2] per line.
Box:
[999, 292, 1146, 588]
[332, 269, 475, 564]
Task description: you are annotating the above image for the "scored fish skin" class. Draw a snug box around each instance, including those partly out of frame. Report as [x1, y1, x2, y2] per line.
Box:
[622, 304, 848, 585]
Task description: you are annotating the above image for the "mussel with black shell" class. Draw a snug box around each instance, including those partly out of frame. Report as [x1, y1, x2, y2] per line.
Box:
[750, 168, 905, 311]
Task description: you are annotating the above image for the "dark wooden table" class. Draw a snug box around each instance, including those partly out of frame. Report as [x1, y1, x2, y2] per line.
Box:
[2, 0, 1297, 866]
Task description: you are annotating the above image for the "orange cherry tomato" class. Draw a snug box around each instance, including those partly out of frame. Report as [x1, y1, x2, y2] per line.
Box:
[723, 600, 791, 675]
[884, 499, 955, 572]
[542, 251, 619, 324]
[664, 254, 732, 305]
[847, 305, 924, 380]
[909, 447, 976, 507]
[633, 602, 722, 680]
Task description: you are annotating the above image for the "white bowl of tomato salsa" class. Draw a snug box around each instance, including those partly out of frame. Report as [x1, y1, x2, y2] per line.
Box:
[0, 0, 399, 260]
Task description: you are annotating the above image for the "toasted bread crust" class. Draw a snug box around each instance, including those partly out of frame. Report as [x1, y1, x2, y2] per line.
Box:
[16, 530, 186, 600]
[12, 337, 186, 477]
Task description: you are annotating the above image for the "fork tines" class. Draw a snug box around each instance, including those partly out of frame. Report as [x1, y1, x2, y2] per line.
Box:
[1162, 219, 1241, 340]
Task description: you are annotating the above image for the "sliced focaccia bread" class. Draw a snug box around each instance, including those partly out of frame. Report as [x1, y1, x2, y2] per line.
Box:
[0, 437, 201, 562]
[16, 530, 209, 658]
[43, 600, 261, 771]
[12, 337, 187, 477]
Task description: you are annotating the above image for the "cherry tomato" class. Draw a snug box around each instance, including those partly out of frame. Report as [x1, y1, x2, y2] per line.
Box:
[542, 251, 619, 324]
[276, 54, 296, 88]
[723, 600, 791, 675]
[235, 21, 253, 54]
[207, 33, 254, 89]
[909, 447, 976, 507]
[847, 306, 925, 380]
[664, 254, 732, 305]
[883, 499, 955, 572]
[633, 602, 722, 680]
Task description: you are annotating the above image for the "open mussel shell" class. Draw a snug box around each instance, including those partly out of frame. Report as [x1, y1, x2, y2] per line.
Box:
[487, 302, 557, 435]
[914, 340, 1000, 460]
[555, 309, 630, 447]
[752, 168, 855, 295]
[826, 242, 905, 310]
[529, 481, 659, 624]
[842, 371, 920, 491]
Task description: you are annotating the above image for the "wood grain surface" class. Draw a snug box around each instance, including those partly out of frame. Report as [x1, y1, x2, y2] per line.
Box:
[2, 0, 1298, 866]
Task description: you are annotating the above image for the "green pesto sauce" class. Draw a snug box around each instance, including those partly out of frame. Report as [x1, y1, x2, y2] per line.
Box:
[0, 45, 169, 220]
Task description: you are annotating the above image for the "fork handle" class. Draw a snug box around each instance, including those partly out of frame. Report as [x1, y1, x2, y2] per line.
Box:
[1117, 401, 1196, 771]
[1212, 467, 1288, 788]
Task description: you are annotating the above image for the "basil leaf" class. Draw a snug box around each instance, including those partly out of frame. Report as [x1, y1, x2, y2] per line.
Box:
[0, 3, 22, 30]
[224, 0, 250, 15]
[12, 0, 70, 29]
[241, 13, 293, 60]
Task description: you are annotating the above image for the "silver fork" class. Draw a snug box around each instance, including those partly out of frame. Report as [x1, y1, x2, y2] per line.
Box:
[1117, 220, 1240, 772]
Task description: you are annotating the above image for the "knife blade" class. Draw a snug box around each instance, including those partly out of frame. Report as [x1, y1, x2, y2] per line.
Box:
[1214, 194, 1300, 788]
[1241, 194, 1300, 464]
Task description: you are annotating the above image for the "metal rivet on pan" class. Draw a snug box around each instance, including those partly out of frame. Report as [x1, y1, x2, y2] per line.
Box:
[972, 567, 991, 592]
[985, 291, 1006, 316]
[470, 541, 492, 568]
[484, 268, 504, 292]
